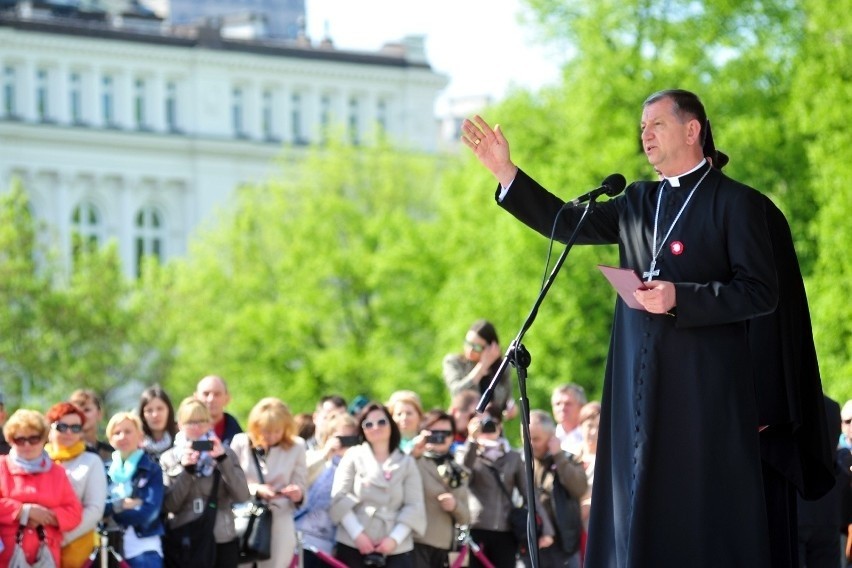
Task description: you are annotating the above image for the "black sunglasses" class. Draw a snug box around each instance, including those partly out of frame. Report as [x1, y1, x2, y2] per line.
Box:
[53, 422, 84, 433]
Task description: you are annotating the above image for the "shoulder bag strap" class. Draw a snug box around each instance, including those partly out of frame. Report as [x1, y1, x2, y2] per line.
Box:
[205, 468, 221, 510]
[485, 463, 514, 506]
[249, 442, 266, 484]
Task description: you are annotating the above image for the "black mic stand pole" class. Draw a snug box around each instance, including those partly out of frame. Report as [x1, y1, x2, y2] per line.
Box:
[477, 197, 600, 568]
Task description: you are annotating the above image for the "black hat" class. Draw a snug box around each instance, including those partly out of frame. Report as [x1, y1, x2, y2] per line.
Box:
[703, 120, 729, 169]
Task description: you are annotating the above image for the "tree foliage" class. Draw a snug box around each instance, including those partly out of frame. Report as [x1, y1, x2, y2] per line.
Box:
[3, 0, 850, 420]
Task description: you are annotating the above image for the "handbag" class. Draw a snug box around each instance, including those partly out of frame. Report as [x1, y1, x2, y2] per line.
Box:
[238, 445, 273, 563]
[9, 525, 57, 568]
[162, 469, 220, 568]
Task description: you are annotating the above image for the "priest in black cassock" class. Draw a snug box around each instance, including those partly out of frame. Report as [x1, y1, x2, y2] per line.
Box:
[461, 89, 781, 567]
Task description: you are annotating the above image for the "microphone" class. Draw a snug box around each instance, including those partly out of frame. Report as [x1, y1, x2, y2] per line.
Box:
[569, 173, 626, 206]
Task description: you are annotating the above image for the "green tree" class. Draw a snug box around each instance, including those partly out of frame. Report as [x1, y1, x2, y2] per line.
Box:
[0, 182, 53, 408]
[158, 140, 450, 418]
[790, 0, 852, 401]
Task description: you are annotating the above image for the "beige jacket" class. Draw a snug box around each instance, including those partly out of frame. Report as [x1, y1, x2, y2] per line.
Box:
[160, 446, 250, 543]
[413, 455, 470, 551]
[330, 444, 426, 554]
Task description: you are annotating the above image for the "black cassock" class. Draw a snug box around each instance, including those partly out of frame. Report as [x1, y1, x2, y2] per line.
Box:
[500, 164, 778, 567]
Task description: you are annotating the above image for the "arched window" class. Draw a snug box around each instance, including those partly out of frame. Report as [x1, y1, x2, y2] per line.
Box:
[71, 201, 102, 256]
[135, 205, 164, 275]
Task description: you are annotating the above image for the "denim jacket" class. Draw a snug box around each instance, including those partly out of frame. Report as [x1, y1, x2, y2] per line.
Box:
[105, 452, 165, 538]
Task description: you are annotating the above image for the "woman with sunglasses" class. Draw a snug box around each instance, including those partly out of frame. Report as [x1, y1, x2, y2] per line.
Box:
[0, 408, 83, 566]
[46, 402, 109, 567]
[442, 319, 513, 417]
[330, 402, 426, 567]
[409, 409, 470, 568]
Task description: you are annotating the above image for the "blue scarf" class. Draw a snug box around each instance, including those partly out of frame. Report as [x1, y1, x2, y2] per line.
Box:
[10, 449, 52, 474]
[108, 449, 145, 499]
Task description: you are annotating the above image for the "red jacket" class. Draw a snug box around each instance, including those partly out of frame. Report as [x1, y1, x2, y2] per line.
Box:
[0, 454, 83, 566]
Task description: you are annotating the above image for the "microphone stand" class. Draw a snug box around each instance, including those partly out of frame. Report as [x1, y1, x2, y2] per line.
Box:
[477, 197, 599, 568]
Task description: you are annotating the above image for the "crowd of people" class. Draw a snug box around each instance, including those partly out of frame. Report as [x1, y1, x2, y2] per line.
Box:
[0, 321, 603, 568]
[0, 332, 850, 568]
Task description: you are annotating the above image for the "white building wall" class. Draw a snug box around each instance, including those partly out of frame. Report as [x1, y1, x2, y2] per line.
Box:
[0, 15, 447, 277]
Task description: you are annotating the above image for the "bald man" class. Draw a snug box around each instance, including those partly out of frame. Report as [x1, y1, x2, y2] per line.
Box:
[195, 375, 243, 446]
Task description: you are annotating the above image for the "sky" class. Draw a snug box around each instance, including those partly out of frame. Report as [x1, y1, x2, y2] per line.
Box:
[303, 0, 564, 114]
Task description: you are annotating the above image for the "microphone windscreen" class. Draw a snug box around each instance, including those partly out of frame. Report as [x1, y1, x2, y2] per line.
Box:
[602, 173, 626, 197]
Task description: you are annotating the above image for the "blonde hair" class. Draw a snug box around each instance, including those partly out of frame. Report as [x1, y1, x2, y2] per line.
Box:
[387, 390, 423, 419]
[318, 411, 358, 448]
[3, 409, 48, 443]
[176, 397, 211, 425]
[106, 411, 144, 438]
[247, 397, 297, 449]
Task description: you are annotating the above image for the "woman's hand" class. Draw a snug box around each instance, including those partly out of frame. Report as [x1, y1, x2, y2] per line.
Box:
[375, 536, 398, 555]
[254, 484, 277, 500]
[26, 504, 58, 527]
[208, 435, 225, 459]
[180, 443, 199, 467]
[539, 534, 555, 549]
[354, 532, 375, 555]
[122, 498, 143, 510]
[480, 341, 502, 368]
[437, 492, 456, 513]
[279, 484, 302, 502]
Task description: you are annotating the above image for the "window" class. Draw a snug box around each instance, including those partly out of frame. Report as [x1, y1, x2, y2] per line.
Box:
[71, 202, 102, 257]
[134, 206, 164, 275]
[376, 98, 388, 133]
[134, 78, 147, 130]
[232, 86, 245, 137]
[262, 89, 275, 140]
[102, 74, 115, 126]
[36, 68, 49, 122]
[348, 96, 360, 145]
[165, 80, 179, 132]
[69, 72, 82, 124]
[319, 93, 331, 142]
[291, 92, 304, 144]
[2, 65, 16, 117]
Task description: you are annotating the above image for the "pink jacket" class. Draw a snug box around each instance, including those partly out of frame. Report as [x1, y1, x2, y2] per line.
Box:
[0, 455, 83, 566]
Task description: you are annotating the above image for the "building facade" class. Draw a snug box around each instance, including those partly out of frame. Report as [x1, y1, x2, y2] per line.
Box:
[0, 1, 447, 276]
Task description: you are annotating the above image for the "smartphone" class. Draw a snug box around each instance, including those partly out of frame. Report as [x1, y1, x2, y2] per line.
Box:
[426, 432, 447, 444]
[191, 440, 214, 451]
[337, 435, 360, 447]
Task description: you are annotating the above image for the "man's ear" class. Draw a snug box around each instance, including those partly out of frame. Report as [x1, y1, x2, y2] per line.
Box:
[686, 118, 702, 146]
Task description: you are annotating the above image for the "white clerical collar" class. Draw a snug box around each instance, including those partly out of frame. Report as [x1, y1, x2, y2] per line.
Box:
[664, 159, 707, 187]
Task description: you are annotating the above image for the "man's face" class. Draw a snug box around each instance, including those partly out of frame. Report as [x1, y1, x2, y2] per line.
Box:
[527, 423, 551, 460]
[196, 377, 230, 421]
[640, 98, 698, 176]
[76, 400, 102, 434]
[552, 391, 581, 428]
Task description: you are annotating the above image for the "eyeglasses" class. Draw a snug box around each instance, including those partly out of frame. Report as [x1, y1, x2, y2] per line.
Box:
[53, 423, 83, 434]
[362, 418, 389, 430]
[464, 340, 486, 353]
[12, 435, 43, 446]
